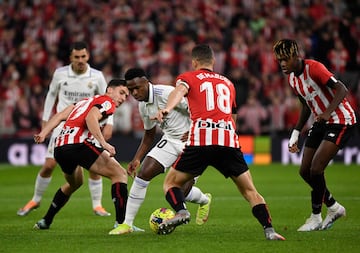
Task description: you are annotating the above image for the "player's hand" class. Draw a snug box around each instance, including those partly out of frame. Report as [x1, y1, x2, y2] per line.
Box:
[288, 142, 300, 153]
[103, 142, 116, 157]
[314, 113, 329, 123]
[151, 109, 169, 123]
[33, 133, 46, 144]
[127, 159, 140, 178]
[180, 131, 189, 142]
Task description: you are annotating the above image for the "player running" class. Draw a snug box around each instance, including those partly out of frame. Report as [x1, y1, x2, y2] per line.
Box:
[154, 44, 285, 240]
[109, 67, 211, 235]
[33, 79, 130, 234]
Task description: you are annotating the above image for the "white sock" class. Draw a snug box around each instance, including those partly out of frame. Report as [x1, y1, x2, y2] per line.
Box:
[89, 178, 103, 209]
[185, 186, 208, 205]
[329, 201, 340, 211]
[32, 174, 52, 203]
[124, 177, 150, 226]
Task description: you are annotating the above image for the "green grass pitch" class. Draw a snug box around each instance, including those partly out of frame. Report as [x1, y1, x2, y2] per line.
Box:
[1, 162, 359, 253]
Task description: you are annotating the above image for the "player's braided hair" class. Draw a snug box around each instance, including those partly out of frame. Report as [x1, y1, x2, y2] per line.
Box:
[273, 39, 299, 59]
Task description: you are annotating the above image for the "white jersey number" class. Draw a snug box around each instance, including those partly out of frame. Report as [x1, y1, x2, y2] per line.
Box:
[200, 81, 231, 114]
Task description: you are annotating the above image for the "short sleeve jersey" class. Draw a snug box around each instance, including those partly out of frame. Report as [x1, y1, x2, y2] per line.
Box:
[55, 95, 115, 147]
[138, 83, 190, 140]
[288, 59, 356, 125]
[42, 64, 108, 121]
[176, 69, 240, 148]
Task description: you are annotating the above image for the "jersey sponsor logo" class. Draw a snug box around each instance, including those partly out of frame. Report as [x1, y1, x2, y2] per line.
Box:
[197, 120, 233, 130]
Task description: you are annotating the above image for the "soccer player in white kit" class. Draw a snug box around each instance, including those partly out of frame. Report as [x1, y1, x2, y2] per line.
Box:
[17, 41, 112, 217]
[110, 67, 211, 235]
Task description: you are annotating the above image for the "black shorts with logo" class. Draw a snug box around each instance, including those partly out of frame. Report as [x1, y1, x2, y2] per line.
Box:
[173, 145, 249, 178]
[305, 122, 356, 149]
[54, 140, 104, 175]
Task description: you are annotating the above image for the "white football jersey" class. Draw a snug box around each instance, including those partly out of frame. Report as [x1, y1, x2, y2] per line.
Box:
[139, 83, 190, 140]
[42, 63, 108, 121]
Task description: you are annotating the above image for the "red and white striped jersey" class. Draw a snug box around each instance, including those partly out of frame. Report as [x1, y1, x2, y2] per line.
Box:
[55, 95, 115, 147]
[288, 59, 356, 125]
[176, 69, 240, 148]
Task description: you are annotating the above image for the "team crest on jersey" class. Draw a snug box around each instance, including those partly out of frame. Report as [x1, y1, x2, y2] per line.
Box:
[102, 101, 112, 111]
[88, 82, 93, 89]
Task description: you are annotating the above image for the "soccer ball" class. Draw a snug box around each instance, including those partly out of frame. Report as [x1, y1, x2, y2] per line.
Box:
[149, 207, 175, 234]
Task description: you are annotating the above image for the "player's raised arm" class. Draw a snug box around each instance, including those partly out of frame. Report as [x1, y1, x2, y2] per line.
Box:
[154, 84, 188, 122]
[34, 105, 74, 144]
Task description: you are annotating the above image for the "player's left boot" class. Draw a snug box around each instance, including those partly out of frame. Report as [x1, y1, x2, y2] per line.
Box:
[321, 202, 346, 230]
[297, 213, 322, 231]
[109, 223, 133, 235]
[158, 209, 190, 235]
[196, 193, 212, 225]
[113, 222, 145, 232]
[33, 219, 50, 230]
[93, 206, 111, 216]
[264, 227, 286, 240]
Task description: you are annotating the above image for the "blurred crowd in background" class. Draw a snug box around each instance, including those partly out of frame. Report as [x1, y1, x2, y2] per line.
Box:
[0, 0, 359, 138]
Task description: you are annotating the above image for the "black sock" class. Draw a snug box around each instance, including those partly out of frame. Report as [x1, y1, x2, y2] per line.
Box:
[43, 188, 70, 225]
[165, 187, 186, 212]
[112, 182, 128, 223]
[252, 203, 272, 229]
[311, 174, 326, 214]
[323, 188, 336, 207]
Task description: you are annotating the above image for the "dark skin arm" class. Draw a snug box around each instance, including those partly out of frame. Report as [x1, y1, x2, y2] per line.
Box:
[288, 95, 311, 153]
[127, 127, 157, 177]
[294, 95, 311, 132]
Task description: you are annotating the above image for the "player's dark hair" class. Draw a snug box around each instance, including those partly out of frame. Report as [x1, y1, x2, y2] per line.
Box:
[273, 39, 299, 59]
[69, 41, 88, 54]
[124, 67, 147, 81]
[107, 79, 126, 88]
[191, 44, 214, 65]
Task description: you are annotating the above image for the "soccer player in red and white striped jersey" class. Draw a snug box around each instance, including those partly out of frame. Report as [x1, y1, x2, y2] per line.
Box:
[154, 44, 285, 240]
[273, 39, 357, 232]
[32, 79, 130, 235]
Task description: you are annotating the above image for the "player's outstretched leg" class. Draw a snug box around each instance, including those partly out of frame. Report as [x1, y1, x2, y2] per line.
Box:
[158, 209, 190, 235]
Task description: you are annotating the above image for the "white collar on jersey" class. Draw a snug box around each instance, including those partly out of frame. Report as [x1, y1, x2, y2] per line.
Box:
[68, 63, 91, 77]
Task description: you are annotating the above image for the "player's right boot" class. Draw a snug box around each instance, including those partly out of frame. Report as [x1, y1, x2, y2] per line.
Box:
[33, 219, 50, 230]
[17, 200, 40, 216]
[196, 193, 212, 225]
[264, 227, 286, 240]
[297, 213, 322, 231]
[158, 209, 190, 235]
[93, 206, 111, 216]
[321, 202, 346, 230]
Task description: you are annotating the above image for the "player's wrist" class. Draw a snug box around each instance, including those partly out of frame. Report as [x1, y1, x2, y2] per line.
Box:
[289, 129, 300, 147]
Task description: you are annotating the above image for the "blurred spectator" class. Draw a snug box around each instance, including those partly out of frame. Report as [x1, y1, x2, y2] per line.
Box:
[0, 0, 358, 138]
[12, 95, 40, 137]
[236, 92, 268, 136]
[327, 38, 349, 74]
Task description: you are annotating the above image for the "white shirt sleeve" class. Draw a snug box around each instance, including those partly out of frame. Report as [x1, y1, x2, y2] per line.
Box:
[42, 69, 61, 121]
